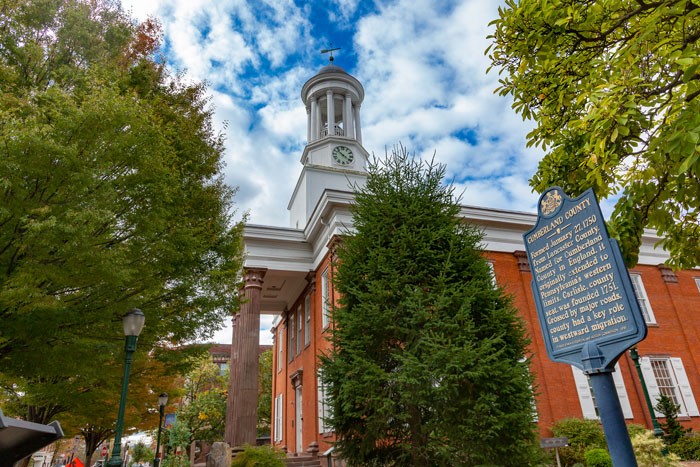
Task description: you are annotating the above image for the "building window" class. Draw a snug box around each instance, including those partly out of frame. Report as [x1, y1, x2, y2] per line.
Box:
[695, 278, 700, 294]
[487, 261, 496, 287]
[640, 357, 699, 417]
[288, 313, 295, 362]
[629, 273, 656, 324]
[572, 363, 634, 419]
[277, 327, 283, 372]
[317, 373, 332, 433]
[304, 295, 311, 346]
[321, 268, 330, 329]
[297, 305, 303, 354]
[274, 394, 283, 442]
[218, 362, 229, 376]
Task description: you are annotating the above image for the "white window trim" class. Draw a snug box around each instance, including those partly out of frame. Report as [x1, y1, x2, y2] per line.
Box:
[487, 261, 496, 287]
[277, 328, 283, 373]
[629, 273, 656, 324]
[288, 313, 295, 361]
[572, 363, 634, 419]
[639, 356, 699, 417]
[297, 305, 303, 354]
[274, 394, 283, 442]
[317, 373, 332, 434]
[321, 268, 330, 329]
[695, 277, 700, 294]
[304, 295, 311, 346]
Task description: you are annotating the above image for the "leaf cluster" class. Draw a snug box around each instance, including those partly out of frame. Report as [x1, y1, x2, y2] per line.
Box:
[320, 146, 539, 466]
[488, 0, 700, 268]
[0, 0, 244, 438]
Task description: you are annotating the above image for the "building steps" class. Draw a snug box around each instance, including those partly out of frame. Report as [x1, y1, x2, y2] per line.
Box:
[283, 454, 323, 466]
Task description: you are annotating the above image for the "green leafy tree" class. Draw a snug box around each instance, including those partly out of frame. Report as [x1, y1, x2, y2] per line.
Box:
[0, 0, 243, 447]
[319, 147, 539, 466]
[257, 349, 273, 437]
[656, 394, 691, 445]
[130, 441, 154, 466]
[488, 0, 700, 268]
[162, 421, 191, 467]
[176, 354, 227, 448]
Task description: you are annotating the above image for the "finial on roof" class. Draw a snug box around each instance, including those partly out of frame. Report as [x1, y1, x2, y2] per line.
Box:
[320, 43, 340, 63]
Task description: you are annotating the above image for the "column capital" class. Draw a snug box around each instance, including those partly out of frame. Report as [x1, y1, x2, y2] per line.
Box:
[513, 250, 530, 273]
[243, 267, 267, 289]
[305, 271, 317, 292]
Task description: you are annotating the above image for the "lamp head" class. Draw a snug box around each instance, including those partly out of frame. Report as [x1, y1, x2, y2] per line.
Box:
[158, 393, 169, 407]
[122, 308, 146, 337]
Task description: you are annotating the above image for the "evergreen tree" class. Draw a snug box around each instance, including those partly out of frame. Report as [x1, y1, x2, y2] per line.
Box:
[656, 394, 691, 445]
[319, 147, 539, 466]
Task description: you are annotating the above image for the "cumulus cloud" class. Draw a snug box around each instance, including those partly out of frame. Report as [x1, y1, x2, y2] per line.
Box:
[118, 0, 549, 344]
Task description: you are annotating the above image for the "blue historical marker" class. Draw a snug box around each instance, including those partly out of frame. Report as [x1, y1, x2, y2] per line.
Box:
[524, 187, 648, 467]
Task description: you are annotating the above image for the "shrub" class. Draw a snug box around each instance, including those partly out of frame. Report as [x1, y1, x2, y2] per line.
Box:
[632, 431, 681, 467]
[627, 423, 648, 439]
[551, 418, 606, 466]
[231, 445, 286, 467]
[656, 394, 691, 445]
[669, 433, 700, 460]
[584, 448, 612, 467]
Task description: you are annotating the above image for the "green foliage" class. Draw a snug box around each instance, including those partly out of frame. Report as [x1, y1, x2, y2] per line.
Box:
[230, 444, 286, 467]
[177, 354, 227, 445]
[631, 431, 682, 467]
[669, 433, 700, 460]
[656, 394, 691, 445]
[627, 423, 649, 439]
[130, 441, 153, 465]
[584, 448, 612, 467]
[551, 418, 606, 466]
[319, 146, 539, 466]
[257, 349, 272, 436]
[161, 421, 191, 467]
[488, 0, 700, 269]
[0, 0, 243, 443]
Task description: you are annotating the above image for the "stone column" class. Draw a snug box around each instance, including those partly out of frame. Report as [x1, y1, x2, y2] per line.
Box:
[226, 267, 266, 448]
[306, 106, 311, 143]
[344, 94, 352, 138]
[353, 103, 362, 144]
[326, 90, 334, 136]
[310, 97, 317, 142]
[224, 314, 239, 444]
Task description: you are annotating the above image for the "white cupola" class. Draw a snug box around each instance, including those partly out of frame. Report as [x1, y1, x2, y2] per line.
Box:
[288, 63, 369, 229]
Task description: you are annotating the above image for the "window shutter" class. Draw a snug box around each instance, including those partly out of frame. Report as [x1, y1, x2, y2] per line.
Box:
[639, 357, 663, 417]
[571, 366, 597, 419]
[670, 358, 699, 417]
[317, 375, 324, 433]
[612, 364, 634, 419]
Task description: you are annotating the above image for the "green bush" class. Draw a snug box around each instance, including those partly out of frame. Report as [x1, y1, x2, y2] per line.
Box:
[584, 448, 612, 467]
[551, 418, 606, 466]
[627, 423, 648, 439]
[231, 445, 286, 467]
[669, 433, 700, 460]
[656, 394, 691, 445]
[632, 431, 682, 466]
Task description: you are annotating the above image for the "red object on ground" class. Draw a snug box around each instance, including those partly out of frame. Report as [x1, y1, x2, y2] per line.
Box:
[67, 458, 84, 467]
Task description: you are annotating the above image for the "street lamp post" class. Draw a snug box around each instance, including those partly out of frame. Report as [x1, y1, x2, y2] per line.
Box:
[106, 308, 146, 467]
[153, 393, 168, 467]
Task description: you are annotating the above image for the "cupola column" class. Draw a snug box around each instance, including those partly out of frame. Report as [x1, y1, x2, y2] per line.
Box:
[326, 90, 335, 136]
[306, 107, 311, 143]
[344, 94, 353, 138]
[310, 97, 318, 142]
[353, 103, 362, 145]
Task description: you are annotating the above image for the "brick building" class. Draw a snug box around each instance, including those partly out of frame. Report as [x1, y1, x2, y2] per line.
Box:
[225, 63, 700, 459]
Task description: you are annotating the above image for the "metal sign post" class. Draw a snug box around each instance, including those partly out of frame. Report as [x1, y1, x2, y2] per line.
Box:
[540, 437, 569, 467]
[524, 187, 648, 467]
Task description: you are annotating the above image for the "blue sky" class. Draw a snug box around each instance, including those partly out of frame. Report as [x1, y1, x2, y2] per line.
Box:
[122, 0, 549, 344]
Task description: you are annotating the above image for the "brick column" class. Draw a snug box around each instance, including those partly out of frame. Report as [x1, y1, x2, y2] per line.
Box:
[226, 267, 266, 448]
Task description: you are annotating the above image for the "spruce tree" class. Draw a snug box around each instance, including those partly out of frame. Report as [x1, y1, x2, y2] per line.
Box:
[319, 147, 540, 466]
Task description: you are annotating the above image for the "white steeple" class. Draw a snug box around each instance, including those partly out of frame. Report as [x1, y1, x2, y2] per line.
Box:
[288, 63, 369, 229]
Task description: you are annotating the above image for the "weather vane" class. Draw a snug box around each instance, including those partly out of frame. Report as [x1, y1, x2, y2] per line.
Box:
[321, 43, 340, 63]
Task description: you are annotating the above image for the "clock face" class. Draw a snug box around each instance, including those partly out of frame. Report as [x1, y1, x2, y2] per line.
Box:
[332, 146, 354, 165]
